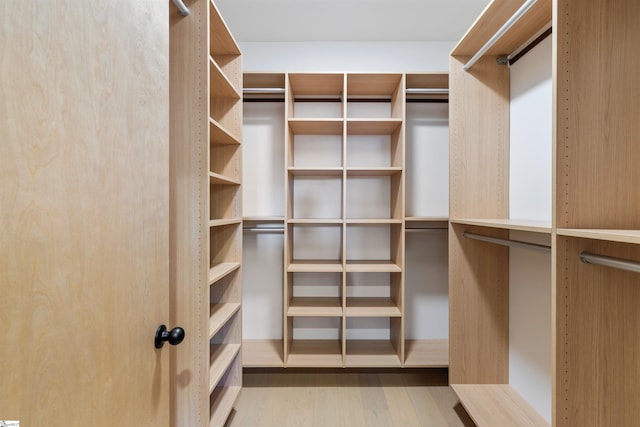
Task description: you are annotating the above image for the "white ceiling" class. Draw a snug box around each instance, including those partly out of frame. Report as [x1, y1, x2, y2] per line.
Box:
[215, 0, 492, 43]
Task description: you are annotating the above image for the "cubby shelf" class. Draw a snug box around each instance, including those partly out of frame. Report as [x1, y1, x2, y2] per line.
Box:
[209, 262, 241, 285]
[209, 344, 241, 393]
[287, 297, 343, 317]
[346, 119, 402, 135]
[288, 167, 343, 176]
[210, 117, 241, 145]
[346, 219, 402, 224]
[345, 261, 402, 273]
[346, 167, 402, 176]
[451, 384, 549, 427]
[209, 171, 241, 185]
[345, 297, 401, 317]
[287, 340, 343, 367]
[209, 218, 242, 228]
[210, 57, 241, 100]
[209, 303, 241, 340]
[287, 261, 343, 273]
[288, 218, 342, 224]
[345, 340, 401, 367]
[288, 118, 344, 135]
[209, 386, 241, 427]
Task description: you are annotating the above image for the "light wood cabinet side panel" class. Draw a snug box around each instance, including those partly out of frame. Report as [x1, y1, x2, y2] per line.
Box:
[449, 56, 509, 220]
[555, 237, 640, 426]
[449, 224, 509, 384]
[556, 0, 640, 229]
[170, 0, 210, 425]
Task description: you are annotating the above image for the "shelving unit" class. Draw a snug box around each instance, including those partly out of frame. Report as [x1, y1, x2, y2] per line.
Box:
[242, 72, 450, 368]
[170, 1, 242, 425]
[450, 0, 640, 425]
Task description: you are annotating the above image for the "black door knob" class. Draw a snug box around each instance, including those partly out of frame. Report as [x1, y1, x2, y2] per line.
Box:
[155, 324, 185, 349]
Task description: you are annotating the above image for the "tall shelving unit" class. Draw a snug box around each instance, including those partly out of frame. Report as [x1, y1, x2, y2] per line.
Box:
[170, 1, 242, 426]
[241, 72, 450, 368]
[449, 0, 640, 425]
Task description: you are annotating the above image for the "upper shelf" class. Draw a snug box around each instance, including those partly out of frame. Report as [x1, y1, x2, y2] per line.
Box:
[347, 119, 402, 135]
[557, 229, 640, 245]
[289, 118, 343, 135]
[209, 0, 241, 56]
[450, 218, 551, 234]
[451, 0, 552, 57]
[347, 74, 402, 96]
[289, 73, 344, 97]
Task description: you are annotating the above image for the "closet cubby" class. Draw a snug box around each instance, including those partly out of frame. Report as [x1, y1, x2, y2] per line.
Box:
[288, 73, 344, 119]
[286, 316, 343, 367]
[345, 272, 401, 317]
[170, 1, 242, 424]
[345, 223, 403, 273]
[345, 317, 402, 367]
[346, 74, 403, 119]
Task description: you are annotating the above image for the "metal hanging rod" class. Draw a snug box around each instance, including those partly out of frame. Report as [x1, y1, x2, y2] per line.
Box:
[463, 231, 551, 253]
[171, 0, 190, 16]
[243, 227, 285, 233]
[580, 252, 640, 274]
[463, 0, 539, 72]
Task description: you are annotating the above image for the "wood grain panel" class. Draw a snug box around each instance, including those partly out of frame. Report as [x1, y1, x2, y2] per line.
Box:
[169, 0, 210, 425]
[0, 1, 169, 425]
[449, 224, 509, 384]
[449, 55, 509, 219]
[555, 236, 640, 426]
[556, 0, 640, 229]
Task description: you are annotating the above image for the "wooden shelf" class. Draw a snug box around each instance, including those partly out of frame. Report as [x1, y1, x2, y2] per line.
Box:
[451, 384, 549, 427]
[209, 303, 241, 339]
[289, 73, 344, 96]
[347, 73, 403, 96]
[288, 118, 343, 135]
[209, 385, 241, 427]
[209, 218, 241, 228]
[288, 218, 342, 225]
[288, 167, 343, 176]
[451, 0, 552, 57]
[243, 216, 284, 222]
[209, 262, 241, 285]
[405, 216, 449, 222]
[346, 167, 402, 176]
[346, 218, 402, 224]
[209, 0, 241, 55]
[210, 118, 240, 145]
[209, 171, 241, 185]
[345, 297, 401, 317]
[404, 339, 449, 367]
[345, 260, 401, 273]
[242, 339, 284, 367]
[288, 260, 343, 273]
[210, 57, 241, 99]
[450, 218, 551, 234]
[345, 340, 401, 367]
[406, 73, 448, 90]
[209, 344, 241, 393]
[557, 228, 640, 245]
[347, 119, 402, 135]
[287, 340, 343, 367]
[288, 297, 343, 317]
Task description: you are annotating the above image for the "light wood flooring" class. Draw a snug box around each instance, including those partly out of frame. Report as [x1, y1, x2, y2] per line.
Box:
[225, 369, 475, 427]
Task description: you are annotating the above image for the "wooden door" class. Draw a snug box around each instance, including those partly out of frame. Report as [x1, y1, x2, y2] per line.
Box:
[0, 1, 170, 425]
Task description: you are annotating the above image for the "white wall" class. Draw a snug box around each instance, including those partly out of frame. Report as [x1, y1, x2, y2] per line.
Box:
[239, 41, 455, 72]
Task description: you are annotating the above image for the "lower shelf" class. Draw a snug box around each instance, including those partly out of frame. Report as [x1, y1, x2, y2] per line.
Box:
[287, 339, 342, 367]
[345, 340, 401, 367]
[243, 339, 284, 367]
[451, 384, 549, 427]
[209, 385, 241, 427]
[404, 339, 448, 367]
[209, 344, 241, 393]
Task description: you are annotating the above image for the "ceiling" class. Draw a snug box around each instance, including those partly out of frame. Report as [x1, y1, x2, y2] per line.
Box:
[215, 0, 492, 43]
